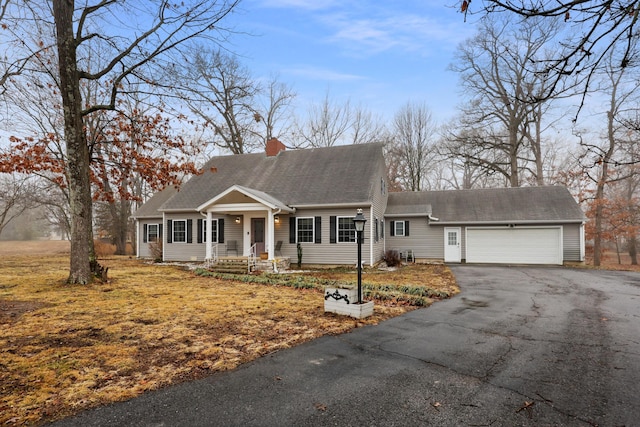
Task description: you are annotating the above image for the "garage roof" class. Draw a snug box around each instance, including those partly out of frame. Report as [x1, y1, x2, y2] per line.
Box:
[386, 186, 585, 224]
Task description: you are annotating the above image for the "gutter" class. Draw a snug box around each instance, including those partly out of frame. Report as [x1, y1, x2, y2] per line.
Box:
[292, 202, 372, 209]
[435, 219, 584, 225]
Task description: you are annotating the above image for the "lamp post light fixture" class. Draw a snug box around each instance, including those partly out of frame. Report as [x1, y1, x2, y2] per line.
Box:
[353, 208, 366, 304]
[323, 208, 373, 318]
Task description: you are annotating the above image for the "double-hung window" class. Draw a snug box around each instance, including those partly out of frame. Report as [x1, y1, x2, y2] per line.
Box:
[203, 219, 218, 242]
[147, 224, 159, 242]
[297, 218, 314, 243]
[173, 220, 187, 243]
[394, 220, 405, 237]
[337, 216, 356, 243]
[210, 219, 218, 242]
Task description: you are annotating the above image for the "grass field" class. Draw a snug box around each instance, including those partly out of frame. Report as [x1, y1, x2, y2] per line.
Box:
[0, 241, 458, 426]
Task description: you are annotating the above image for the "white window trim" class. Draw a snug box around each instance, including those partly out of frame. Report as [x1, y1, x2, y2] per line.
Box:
[395, 221, 405, 237]
[204, 218, 219, 243]
[297, 217, 315, 243]
[147, 223, 159, 242]
[173, 219, 187, 243]
[337, 215, 356, 243]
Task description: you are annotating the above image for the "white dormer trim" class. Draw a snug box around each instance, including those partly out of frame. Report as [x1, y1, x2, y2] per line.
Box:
[196, 184, 294, 213]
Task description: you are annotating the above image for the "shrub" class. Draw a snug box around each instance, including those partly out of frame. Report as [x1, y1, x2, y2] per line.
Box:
[149, 239, 163, 262]
[94, 239, 116, 257]
[383, 249, 402, 267]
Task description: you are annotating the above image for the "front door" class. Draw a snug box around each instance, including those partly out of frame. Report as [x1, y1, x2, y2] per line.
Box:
[251, 218, 265, 254]
[444, 227, 461, 263]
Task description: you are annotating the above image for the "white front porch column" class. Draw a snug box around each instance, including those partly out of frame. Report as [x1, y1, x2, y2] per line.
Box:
[267, 209, 275, 259]
[205, 211, 212, 259]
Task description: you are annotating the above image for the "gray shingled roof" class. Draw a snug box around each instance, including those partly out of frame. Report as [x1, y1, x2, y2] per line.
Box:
[386, 186, 585, 223]
[132, 186, 178, 218]
[158, 143, 384, 211]
[161, 144, 383, 210]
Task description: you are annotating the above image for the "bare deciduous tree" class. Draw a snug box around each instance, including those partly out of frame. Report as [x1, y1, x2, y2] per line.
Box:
[388, 102, 438, 191]
[447, 15, 568, 187]
[175, 46, 259, 154]
[0, 0, 240, 283]
[466, 0, 640, 109]
[251, 75, 297, 146]
[0, 174, 39, 238]
[295, 91, 352, 148]
[578, 45, 640, 266]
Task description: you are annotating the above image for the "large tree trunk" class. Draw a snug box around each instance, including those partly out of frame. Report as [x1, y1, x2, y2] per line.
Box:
[531, 105, 545, 186]
[628, 234, 638, 265]
[509, 121, 520, 187]
[53, 0, 95, 284]
[114, 199, 130, 255]
[593, 110, 616, 267]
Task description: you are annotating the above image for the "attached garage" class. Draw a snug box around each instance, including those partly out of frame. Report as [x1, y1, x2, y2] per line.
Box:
[385, 186, 585, 265]
[466, 227, 562, 265]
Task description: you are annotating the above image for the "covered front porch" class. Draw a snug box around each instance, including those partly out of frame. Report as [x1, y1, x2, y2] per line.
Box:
[197, 185, 294, 268]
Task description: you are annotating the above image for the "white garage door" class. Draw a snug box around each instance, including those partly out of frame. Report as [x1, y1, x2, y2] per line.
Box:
[466, 227, 562, 265]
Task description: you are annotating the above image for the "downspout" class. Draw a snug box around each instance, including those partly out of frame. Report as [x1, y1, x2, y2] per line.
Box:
[580, 221, 586, 262]
[369, 208, 374, 266]
[135, 219, 140, 258]
[162, 212, 166, 262]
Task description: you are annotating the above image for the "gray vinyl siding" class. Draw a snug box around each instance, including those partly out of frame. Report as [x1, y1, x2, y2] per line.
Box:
[370, 162, 389, 264]
[386, 218, 443, 259]
[137, 218, 163, 258]
[222, 217, 244, 256]
[563, 223, 582, 261]
[163, 213, 206, 261]
[385, 221, 584, 263]
[162, 213, 242, 261]
[275, 208, 374, 265]
[426, 224, 447, 260]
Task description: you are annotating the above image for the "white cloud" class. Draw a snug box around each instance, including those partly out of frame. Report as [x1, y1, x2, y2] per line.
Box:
[256, 0, 338, 11]
[321, 11, 472, 57]
[283, 65, 364, 81]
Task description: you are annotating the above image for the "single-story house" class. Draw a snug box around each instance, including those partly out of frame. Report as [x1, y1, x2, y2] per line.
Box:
[133, 140, 585, 267]
[385, 187, 585, 265]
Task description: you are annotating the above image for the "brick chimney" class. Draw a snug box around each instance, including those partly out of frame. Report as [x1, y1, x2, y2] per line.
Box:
[266, 138, 286, 157]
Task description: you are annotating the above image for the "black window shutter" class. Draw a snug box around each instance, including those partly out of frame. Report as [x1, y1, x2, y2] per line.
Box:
[218, 218, 225, 243]
[143, 224, 148, 243]
[187, 219, 193, 243]
[159, 224, 163, 239]
[405, 221, 410, 236]
[374, 219, 378, 242]
[167, 220, 173, 243]
[330, 216, 336, 244]
[289, 216, 296, 244]
[390, 221, 395, 237]
[197, 219, 203, 244]
[315, 216, 321, 244]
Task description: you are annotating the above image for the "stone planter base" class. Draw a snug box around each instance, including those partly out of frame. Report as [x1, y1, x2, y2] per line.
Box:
[324, 287, 374, 319]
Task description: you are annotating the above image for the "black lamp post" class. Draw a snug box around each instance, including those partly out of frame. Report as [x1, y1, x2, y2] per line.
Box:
[353, 208, 366, 304]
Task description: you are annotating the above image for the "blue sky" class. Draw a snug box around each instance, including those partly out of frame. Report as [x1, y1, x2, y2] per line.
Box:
[225, 0, 476, 123]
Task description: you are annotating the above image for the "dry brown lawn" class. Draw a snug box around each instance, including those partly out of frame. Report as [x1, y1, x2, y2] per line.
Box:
[0, 241, 458, 426]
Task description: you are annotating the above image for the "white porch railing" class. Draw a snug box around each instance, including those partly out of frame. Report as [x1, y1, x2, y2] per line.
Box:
[205, 243, 219, 268]
[248, 243, 257, 273]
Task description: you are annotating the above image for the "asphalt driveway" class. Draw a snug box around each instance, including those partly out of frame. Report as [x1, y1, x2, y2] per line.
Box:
[51, 266, 640, 426]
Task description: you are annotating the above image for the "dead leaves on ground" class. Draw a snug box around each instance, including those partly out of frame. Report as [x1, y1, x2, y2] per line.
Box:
[0, 252, 457, 426]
